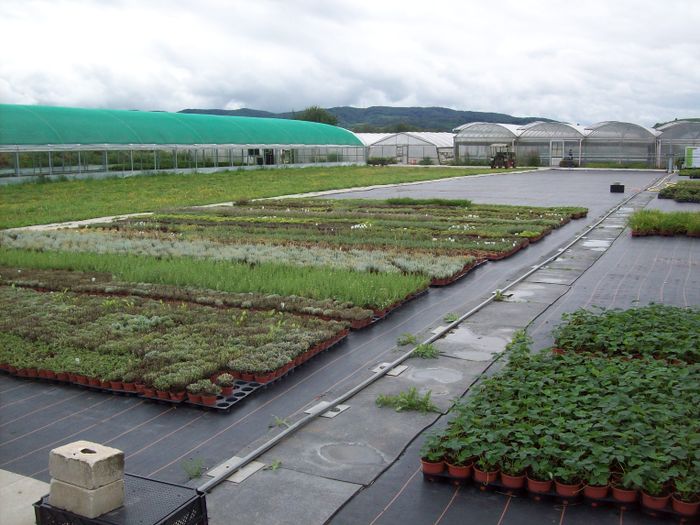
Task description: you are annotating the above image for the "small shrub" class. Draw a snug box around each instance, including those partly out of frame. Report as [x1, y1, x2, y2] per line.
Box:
[443, 312, 459, 323]
[216, 373, 234, 387]
[418, 156, 434, 165]
[376, 387, 438, 413]
[413, 343, 439, 359]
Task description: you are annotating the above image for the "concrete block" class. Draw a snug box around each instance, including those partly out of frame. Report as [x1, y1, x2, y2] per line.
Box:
[49, 440, 124, 489]
[49, 478, 124, 519]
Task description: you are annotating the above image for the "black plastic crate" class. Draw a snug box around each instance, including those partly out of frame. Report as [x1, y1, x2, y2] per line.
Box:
[34, 474, 207, 525]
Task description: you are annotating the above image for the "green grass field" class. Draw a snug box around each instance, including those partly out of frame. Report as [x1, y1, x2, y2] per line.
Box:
[0, 166, 518, 229]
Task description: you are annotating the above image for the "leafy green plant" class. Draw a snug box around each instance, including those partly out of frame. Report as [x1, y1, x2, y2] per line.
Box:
[420, 433, 446, 462]
[216, 373, 234, 387]
[443, 312, 459, 323]
[181, 458, 204, 479]
[412, 343, 439, 359]
[376, 387, 438, 413]
[266, 459, 283, 471]
[396, 332, 417, 346]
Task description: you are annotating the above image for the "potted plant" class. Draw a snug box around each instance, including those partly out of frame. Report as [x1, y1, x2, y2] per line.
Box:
[527, 457, 554, 494]
[553, 463, 583, 497]
[443, 436, 475, 479]
[500, 457, 528, 490]
[200, 381, 221, 406]
[153, 376, 173, 400]
[611, 469, 640, 504]
[583, 464, 610, 500]
[641, 474, 670, 511]
[419, 434, 445, 475]
[216, 373, 235, 396]
[672, 476, 699, 516]
[186, 381, 203, 404]
[473, 446, 503, 485]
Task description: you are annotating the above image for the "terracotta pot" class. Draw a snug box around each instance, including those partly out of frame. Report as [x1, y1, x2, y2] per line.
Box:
[230, 370, 242, 380]
[641, 492, 669, 510]
[241, 372, 255, 382]
[501, 472, 526, 489]
[671, 495, 699, 516]
[446, 462, 472, 479]
[200, 394, 217, 406]
[109, 380, 123, 390]
[88, 377, 101, 387]
[220, 385, 234, 397]
[26, 368, 38, 378]
[473, 466, 499, 484]
[56, 372, 69, 382]
[101, 380, 112, 389]
[611, 486, 638, 503]
[143, 387, 156, 398]
[76, 374, 89, 385]
[135, 383, 146, 394]
[7, 365, 17, 374]
[420, 459, 445, 475]
[555, 480, 582, 497]
[17, 368, 28, 377]
[254, 372, 274, 383]
[527, 476, 553, 494]
[583, 485, 609, 499]
[122, 382, 136, 392]
[187, 392, 202, 404]
[45, 370, 57, 380]
[156, 390, 170, 400]
[170, 391, 186, 402]
[37, 369, 47, 379]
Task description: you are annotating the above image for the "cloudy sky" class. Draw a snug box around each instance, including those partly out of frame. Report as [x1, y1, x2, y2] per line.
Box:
[1, 0, 698, 125]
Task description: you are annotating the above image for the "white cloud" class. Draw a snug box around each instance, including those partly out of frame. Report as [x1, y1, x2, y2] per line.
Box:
[0, 0, 698, 125]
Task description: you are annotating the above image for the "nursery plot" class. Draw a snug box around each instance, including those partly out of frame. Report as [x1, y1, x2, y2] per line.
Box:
[628, 209, 700, 237]
[0, 286, 348, 403]
[658, 180, 700, 203]
[420, 307, 700, 517]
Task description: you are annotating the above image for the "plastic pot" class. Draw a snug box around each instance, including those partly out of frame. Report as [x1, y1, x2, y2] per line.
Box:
[501, 472, 526, 489]
[671, 495, 699, 516]
[446, 462, 472, 479]
[420, 459, 444, 475]
[473, 466, 499, 484]
[527, 476, 552, 494]
[555, 480, 582, 497]
[641, 492, 669, 510]
[583, 485, 609, 499]
[187, 392, 202, 404]
[220, 385, 234, 397]
[200, 394, 217, 406]
[611, 486, 638, 503]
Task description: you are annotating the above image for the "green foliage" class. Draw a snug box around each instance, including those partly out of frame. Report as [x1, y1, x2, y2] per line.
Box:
[376, 387, 438, 413]
[443, 312, 459, 323]
[396, 332, 417, 346]
[553, 304, 700, 362]
[366, 157, 397, 166]
[216, 373, 234, 387]
[428, 312, 699, 492]
[293, 106, 338, 125]
[0, 165, 526, 229]
[412, 343, 439, 359]
[658, 181, 700, 203]
[181, 458, 204, 479]
[628, 209, 700, 236]
[418, 156, 434, 165]
[384, 197, 471, 207]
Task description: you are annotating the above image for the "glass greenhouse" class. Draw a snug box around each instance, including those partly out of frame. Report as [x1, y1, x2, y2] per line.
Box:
[355, 132, 455, 165]
[453, 120, 663, 167]
[0, 104, 365, 178]
[655, 120, 700, 168]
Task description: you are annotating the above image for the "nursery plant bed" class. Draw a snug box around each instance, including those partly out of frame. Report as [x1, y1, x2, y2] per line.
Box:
[429, 259, 485, 287]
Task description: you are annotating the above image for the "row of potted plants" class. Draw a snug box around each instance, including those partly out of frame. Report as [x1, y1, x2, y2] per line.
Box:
[0, 286, 348, 402]
[628, 209, 700, 237]
[419, 330, 699, 516]
[658, 181, 700, 203]
[552, 304, 699, 363]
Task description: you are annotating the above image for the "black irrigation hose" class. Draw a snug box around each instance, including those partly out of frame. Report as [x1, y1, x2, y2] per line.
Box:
[197, 174, 667, 495]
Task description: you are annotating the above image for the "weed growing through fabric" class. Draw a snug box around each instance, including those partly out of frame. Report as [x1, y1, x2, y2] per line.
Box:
[412, 343, 439, 359]
[397, 333, 417, 346]
[443, 312, 460, 323]
[376, 387, 438, 413]
[181, 458, 205, 479]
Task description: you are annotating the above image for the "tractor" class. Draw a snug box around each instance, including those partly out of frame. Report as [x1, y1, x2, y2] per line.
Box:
[489, 144, 516, 168]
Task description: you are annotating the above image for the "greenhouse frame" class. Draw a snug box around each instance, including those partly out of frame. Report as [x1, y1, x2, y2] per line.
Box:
[453, 120, 665, 167]
[655, 120, 700, 168]
[355, 132, 455, 165]
[0, 104, 365, 178]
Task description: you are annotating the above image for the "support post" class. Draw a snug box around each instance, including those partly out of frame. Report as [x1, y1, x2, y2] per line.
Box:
[14, 151, 20, 177]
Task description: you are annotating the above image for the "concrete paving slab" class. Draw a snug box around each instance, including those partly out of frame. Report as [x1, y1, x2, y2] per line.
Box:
[0, 469, 49, 525]
[206, 466, 360, 525]
[436, 324, 515, 359]
[526, 267, 580, 285]
[206, 457, 266, 483]
[505, 281, 569, 304]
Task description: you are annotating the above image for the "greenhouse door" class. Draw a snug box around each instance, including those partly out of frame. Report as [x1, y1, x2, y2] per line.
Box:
[549, 140, 564, 166]
[396, 145, 408, 164]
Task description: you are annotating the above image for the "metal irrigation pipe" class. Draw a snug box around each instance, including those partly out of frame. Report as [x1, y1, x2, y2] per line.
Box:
[197, 174, 665, 495]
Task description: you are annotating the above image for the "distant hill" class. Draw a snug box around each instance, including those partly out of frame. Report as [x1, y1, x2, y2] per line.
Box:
[179, 106, 553, 132]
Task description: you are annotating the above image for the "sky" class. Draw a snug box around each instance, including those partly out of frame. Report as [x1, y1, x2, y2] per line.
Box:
[0, 0, 698, 126]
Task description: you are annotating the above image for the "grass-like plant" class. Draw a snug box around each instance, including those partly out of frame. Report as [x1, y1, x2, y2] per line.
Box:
[412, 343, 439, 359]
[376, 387, 438, 413]
[396, 332, 417, 346]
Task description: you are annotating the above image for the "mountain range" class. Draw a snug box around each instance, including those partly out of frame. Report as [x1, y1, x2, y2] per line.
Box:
[179, 106, 553, 132]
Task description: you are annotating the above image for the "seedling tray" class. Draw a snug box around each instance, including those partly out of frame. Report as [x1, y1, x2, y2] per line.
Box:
[34, 473, 207, 525]
[422, 471, 699, 523]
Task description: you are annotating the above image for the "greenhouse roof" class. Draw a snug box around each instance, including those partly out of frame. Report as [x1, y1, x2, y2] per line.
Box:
[453, 122, 522, 140]
[355, 132, 454, 148]
[518, 122, 588, 140]
[657, 120, 700, 141]
[0, 104, 363, 147]
[585, 121, 660, 141]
